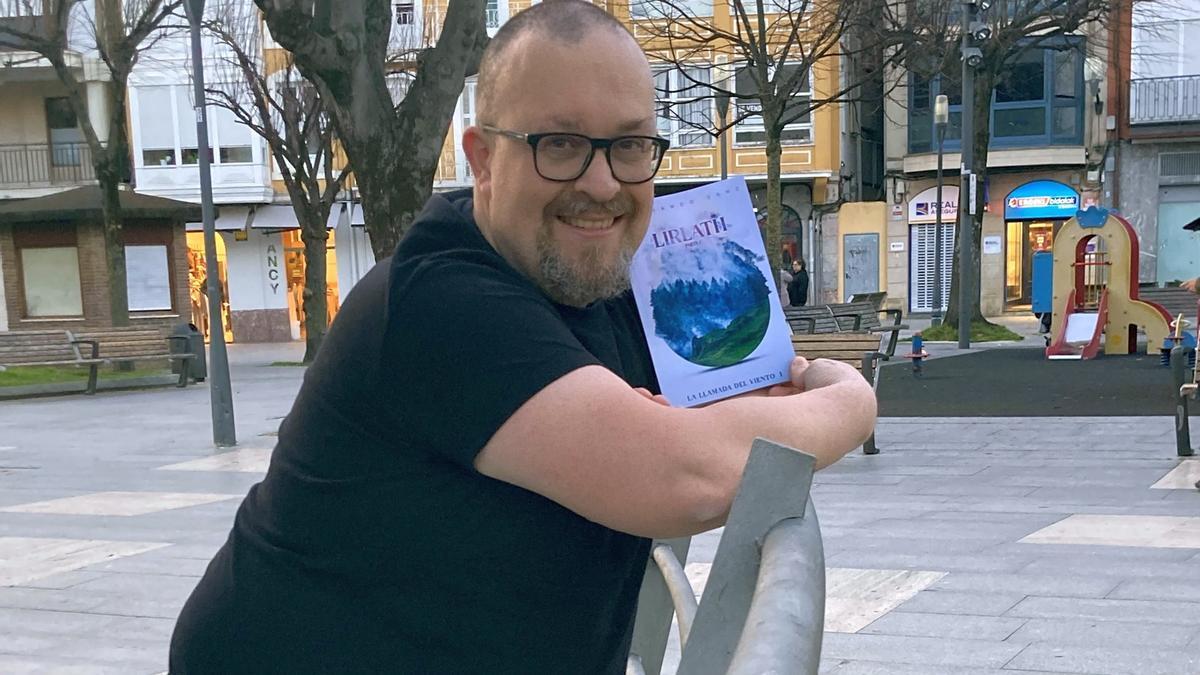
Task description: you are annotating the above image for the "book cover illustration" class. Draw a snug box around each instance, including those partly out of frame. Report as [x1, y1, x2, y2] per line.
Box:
[630, 176, 794, 407]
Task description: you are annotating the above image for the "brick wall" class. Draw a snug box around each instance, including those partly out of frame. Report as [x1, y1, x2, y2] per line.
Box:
[0, 220, 191, 335]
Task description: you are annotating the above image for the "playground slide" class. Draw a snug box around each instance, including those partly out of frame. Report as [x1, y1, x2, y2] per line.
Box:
[1046, 290, 1109, 360]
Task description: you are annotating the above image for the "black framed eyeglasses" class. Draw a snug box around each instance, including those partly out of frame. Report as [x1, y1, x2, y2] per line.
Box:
[481, 125, 670, 184]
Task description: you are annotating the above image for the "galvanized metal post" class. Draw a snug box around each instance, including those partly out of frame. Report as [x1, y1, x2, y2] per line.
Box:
[185, 0, 236, 447]
[1171, 346, 1194, 457]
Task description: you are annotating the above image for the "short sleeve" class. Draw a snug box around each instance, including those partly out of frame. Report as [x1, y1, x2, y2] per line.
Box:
[384, 256, 601, 468]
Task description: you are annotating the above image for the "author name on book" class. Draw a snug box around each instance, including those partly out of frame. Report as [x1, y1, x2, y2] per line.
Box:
[685, 368, 786, 403]
[651, 215, 729, 249]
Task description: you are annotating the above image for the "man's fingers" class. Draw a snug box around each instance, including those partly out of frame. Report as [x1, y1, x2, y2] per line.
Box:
[789, 356, 810, 391]
[634, 387, 672, 406]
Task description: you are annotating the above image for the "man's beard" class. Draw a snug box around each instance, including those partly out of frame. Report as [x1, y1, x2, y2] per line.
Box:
[535, 225, 637, 307]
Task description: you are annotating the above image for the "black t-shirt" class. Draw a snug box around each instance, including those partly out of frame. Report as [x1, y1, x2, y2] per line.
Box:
[170, 191, 660, 674]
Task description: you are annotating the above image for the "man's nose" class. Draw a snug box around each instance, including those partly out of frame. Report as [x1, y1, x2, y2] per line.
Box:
[573, 148, 621, 203]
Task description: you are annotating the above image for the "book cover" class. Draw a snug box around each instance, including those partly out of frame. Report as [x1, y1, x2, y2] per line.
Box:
[630, 176, 794, 407]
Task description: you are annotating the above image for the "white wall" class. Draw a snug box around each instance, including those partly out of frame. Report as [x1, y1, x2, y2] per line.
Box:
[222, 230, 289, 313]
[335, 223, 376, 303]
[0, 249, 8, 332]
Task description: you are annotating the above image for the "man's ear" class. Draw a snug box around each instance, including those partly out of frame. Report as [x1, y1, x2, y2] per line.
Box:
[463, 126, 492, 190]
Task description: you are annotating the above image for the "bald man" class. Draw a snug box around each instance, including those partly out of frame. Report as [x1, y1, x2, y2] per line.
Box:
[169, 2, 876, 672]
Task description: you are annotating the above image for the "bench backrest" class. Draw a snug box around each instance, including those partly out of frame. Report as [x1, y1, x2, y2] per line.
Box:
[71, 327, 170, 359]
[784, 301, 883, 334]
[791, 332, 882, 367]
[0, 330, 80, 365]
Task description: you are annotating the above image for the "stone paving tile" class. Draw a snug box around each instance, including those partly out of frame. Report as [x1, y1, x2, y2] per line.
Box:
[896, 589, 1027, 616]
[1005, 596, 1200, 625]
[0, 491, 240, 517]
[1149, 459, 1200, 489]
[154, 447, 273, 473]
[1003, 643, 1200, 675]
[1021, 514, 1200, 549]
[0, 537, 170, 587]
[928, 572, 1118, 598]
[859, 610, 1026, 641]
[1106, 577, 1200, 603]
[820, 633, 1027, 669]
[822, 662, 1066, 675]
[1004, 617, 1198, 649]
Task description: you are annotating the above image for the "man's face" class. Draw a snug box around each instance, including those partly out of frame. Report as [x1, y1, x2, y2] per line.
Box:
[466, 31, 658, 307]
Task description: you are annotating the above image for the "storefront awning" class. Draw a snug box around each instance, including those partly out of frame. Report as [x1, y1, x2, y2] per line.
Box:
[1004, 180, 1079, 221]
[246, 203, 352, 231]
[186, 205, 253, 232]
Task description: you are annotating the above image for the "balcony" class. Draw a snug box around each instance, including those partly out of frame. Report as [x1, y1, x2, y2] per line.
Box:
[1130, 75, 1200, 125]
[0, 143, 95, 189]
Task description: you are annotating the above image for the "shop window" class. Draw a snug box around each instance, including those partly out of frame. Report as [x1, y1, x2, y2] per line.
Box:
[21, 246, 83, 317]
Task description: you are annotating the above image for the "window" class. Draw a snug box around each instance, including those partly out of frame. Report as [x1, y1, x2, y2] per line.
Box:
[734, 63, 812, 146]
[21, 247, 83, 317]
[394, 1, 415, 25]
[44, 97, 83, 167]
[176, 87, 201, 165]
[213, 105, 254, 164]
[138, 86, 177, 166]
[653, 66, 713, 149]
[1132, 18, 1200, 79]
[125, 245, 173, 311]
[631, 0, 712, 18]
[907, 42, 1082, 153]
[486, 0, 499, 27]
[461, 81, 476, 177]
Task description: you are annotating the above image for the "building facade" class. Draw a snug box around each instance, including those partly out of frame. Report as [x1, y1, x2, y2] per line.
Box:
[883, 26, 1110, 317]
[1110, 1, 1200, 285]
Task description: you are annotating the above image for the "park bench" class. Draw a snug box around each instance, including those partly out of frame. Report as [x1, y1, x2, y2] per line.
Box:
[0, 330, 107, 393]
[69, 327, 195, 392]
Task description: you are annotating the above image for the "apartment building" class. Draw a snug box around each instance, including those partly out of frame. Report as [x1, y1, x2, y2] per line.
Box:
[0, 4, 195, 335]
[883, 25, 1109, 316]
[1109, 1, 1200, 286]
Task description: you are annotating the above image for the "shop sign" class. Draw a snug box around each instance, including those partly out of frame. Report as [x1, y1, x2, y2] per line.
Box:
[1004, 180, 1079, 220]
[907, 185, 959, 224]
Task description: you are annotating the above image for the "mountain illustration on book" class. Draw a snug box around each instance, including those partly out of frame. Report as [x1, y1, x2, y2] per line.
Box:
[649, 236, 772, 367]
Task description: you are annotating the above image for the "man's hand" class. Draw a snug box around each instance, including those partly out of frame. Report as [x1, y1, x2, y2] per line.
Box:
[800, 358, 865, 391]
[1184, 277, 1200, 294]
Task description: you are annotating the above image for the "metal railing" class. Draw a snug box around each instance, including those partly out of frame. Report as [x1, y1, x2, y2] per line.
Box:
[0, 143, 96, 188]
[627, 438, 825, 675]
[1130, 75, 1200, 125]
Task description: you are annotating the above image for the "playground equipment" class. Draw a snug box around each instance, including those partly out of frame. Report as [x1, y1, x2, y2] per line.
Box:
[1045, 207, 1171, 359]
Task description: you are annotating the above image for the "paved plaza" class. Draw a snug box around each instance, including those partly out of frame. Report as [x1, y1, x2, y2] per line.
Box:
[1, 343, 1199, 674]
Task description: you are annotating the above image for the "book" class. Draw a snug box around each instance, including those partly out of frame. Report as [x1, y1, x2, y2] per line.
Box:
[630, 176, 795, 407]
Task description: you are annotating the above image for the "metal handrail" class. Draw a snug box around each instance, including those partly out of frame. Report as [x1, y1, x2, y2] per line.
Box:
[628, 439, 825, 675]
[727, 512, 825, 675]
[0, 142, 96, 187]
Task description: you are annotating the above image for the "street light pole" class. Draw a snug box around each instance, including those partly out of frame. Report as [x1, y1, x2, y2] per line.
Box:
[932, 94, 949, 326]
[184, 0, 236, 447]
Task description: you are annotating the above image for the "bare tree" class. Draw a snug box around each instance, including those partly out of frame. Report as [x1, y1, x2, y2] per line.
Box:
[634, 0, 888, 277]
[255, 0, 489, 260]
[0, 0, 180, 326]
[880, 0, 1119, 329]
[202, 0, 350, 362]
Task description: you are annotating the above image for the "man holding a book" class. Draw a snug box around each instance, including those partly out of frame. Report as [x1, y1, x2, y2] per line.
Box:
[169, 2, 877, 673]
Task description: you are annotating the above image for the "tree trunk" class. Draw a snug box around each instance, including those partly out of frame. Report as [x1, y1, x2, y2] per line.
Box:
[943, 70, 994, 330]
[97, 161, 129, 327]
[764, 117, 784, 291]
[350, 132, 431, 260]
[300, 217, 328, 363]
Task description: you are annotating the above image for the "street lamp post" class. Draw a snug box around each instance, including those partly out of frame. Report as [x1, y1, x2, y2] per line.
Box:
[184, 0, 237, 447]
[932, 94, 949, 326]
